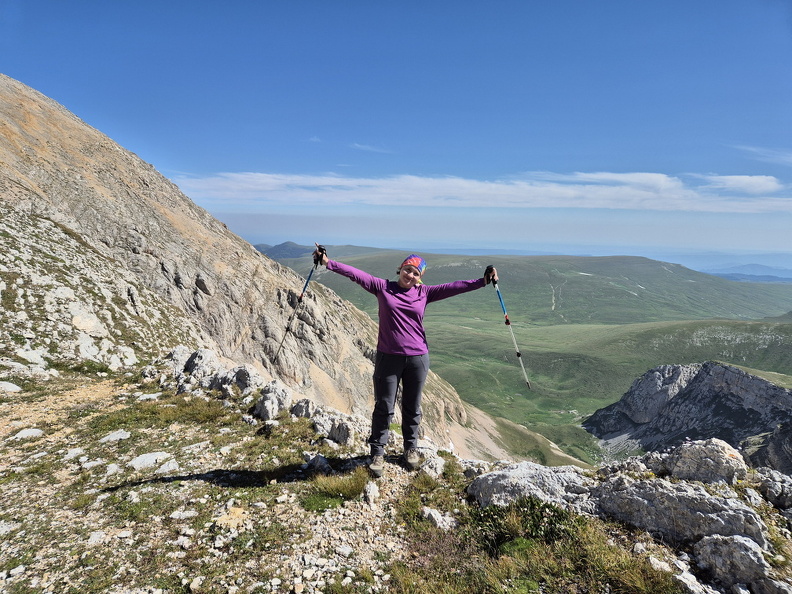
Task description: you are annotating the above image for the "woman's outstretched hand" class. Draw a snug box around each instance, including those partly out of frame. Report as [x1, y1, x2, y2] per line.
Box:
[484, 265, 498, 284]
[313, 243, 328, 266]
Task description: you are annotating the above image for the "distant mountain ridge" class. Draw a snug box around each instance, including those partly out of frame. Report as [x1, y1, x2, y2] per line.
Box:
[710, 273, 792, 284]
[263, 242, 792, 325]
[705, 264, 792, 278]
[255, 242, 392, 261]
[703, 263, 792, 284]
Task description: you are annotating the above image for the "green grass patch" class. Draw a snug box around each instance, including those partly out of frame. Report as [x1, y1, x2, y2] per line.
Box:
[88, 392, 235, 433]
[301, 466, 369, 512]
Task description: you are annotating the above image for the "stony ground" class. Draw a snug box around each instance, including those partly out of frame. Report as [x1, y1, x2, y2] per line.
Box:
[0, 374, 425, 593]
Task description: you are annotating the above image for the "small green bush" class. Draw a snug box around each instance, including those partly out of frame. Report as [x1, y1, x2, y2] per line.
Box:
[468, 497, 579, 555]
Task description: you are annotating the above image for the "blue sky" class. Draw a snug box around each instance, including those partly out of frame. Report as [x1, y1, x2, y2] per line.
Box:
[3, 1, 792, 263]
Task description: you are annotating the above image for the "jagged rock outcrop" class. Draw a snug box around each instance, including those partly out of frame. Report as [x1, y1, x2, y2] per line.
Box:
[583, 362, 792, 472]
[0, 73, 528, 461]
[468, 438, 792, 593]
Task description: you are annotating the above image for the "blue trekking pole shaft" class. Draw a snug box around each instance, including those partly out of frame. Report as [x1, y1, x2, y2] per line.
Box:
[297, 266, 315, 300]
[493, 279, 532, 389]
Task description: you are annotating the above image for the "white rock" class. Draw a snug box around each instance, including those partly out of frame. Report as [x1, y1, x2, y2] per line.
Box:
[0, 381, 22, 392]
[189, 576, 205, 592]
[694, 534, 772, 587]
[467, 460, 593, 508]
[253, 380, 292, 421]
[137, 392, 162, 401]
[157, 458, 180, 474]
[82, 459, 105, 470]
[667, 439, 748, 485]
[127, 451, 171, 470]
[364, 481, 380, 505]
[648, 556, 672, 573]
[87, 531, 106, 545]
[15, 348, 47, 366]
[421, 506, 459, 531]
[63, 447, 85, 460]
[10, 428, 43, 441]
[170, 510, 199, 520]
[105, 463, 121, 476]
[421, 454, 446, 478]
[99, 430, 131, 443]
[0, 521, 21, 536]
[592, 477, 768, 548]
[70, 303, 109, 337]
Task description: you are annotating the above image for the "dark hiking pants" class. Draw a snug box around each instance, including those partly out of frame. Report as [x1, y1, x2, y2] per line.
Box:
[368, 352, 430, 456]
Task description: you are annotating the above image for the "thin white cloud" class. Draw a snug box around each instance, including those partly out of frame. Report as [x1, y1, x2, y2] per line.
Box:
[173, 170, 792, 214]
[734, 145, 792, 167]
[697, 174, 784, 194]
[350, 143, 392, 154]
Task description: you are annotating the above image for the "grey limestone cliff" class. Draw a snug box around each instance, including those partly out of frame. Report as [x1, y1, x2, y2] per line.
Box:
[583, 361, 792, 472]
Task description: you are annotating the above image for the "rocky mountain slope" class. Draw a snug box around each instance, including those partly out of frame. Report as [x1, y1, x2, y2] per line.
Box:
[0, 72, 552, 462]
[583, 362, 792, 473]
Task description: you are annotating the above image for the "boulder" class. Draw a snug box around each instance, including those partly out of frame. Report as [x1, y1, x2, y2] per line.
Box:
[592, 476, 768, 548]
[666, 438, 748, 484]
[467, 461, 594, 510]
[252, 380, 292, 421]
[311, 410, 368, 446]
[754, 467, 792, 510]
[290, 398, 318, 418]
[693, 534, 772, 588]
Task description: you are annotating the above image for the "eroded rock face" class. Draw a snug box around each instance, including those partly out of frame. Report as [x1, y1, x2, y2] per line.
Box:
[752, 424, 792, 476]
[583, 362, 792, 473]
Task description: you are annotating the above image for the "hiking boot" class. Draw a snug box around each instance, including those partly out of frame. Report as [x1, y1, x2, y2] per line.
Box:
[368, 454, 385, 478]
[404, 448, 421, 470]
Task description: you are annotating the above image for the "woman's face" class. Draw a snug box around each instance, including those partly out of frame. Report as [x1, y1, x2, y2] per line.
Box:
[397, 264, 423, 289]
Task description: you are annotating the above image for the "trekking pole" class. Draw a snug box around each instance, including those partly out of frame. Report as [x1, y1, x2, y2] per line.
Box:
[273, 245, 326, 360]
[488, 268, 531, 389]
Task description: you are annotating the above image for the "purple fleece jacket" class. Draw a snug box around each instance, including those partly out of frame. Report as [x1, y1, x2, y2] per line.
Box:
[327, 259, 485, 356]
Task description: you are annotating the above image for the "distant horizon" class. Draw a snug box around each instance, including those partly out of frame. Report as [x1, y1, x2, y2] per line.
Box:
[244, 233, 792, 274]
